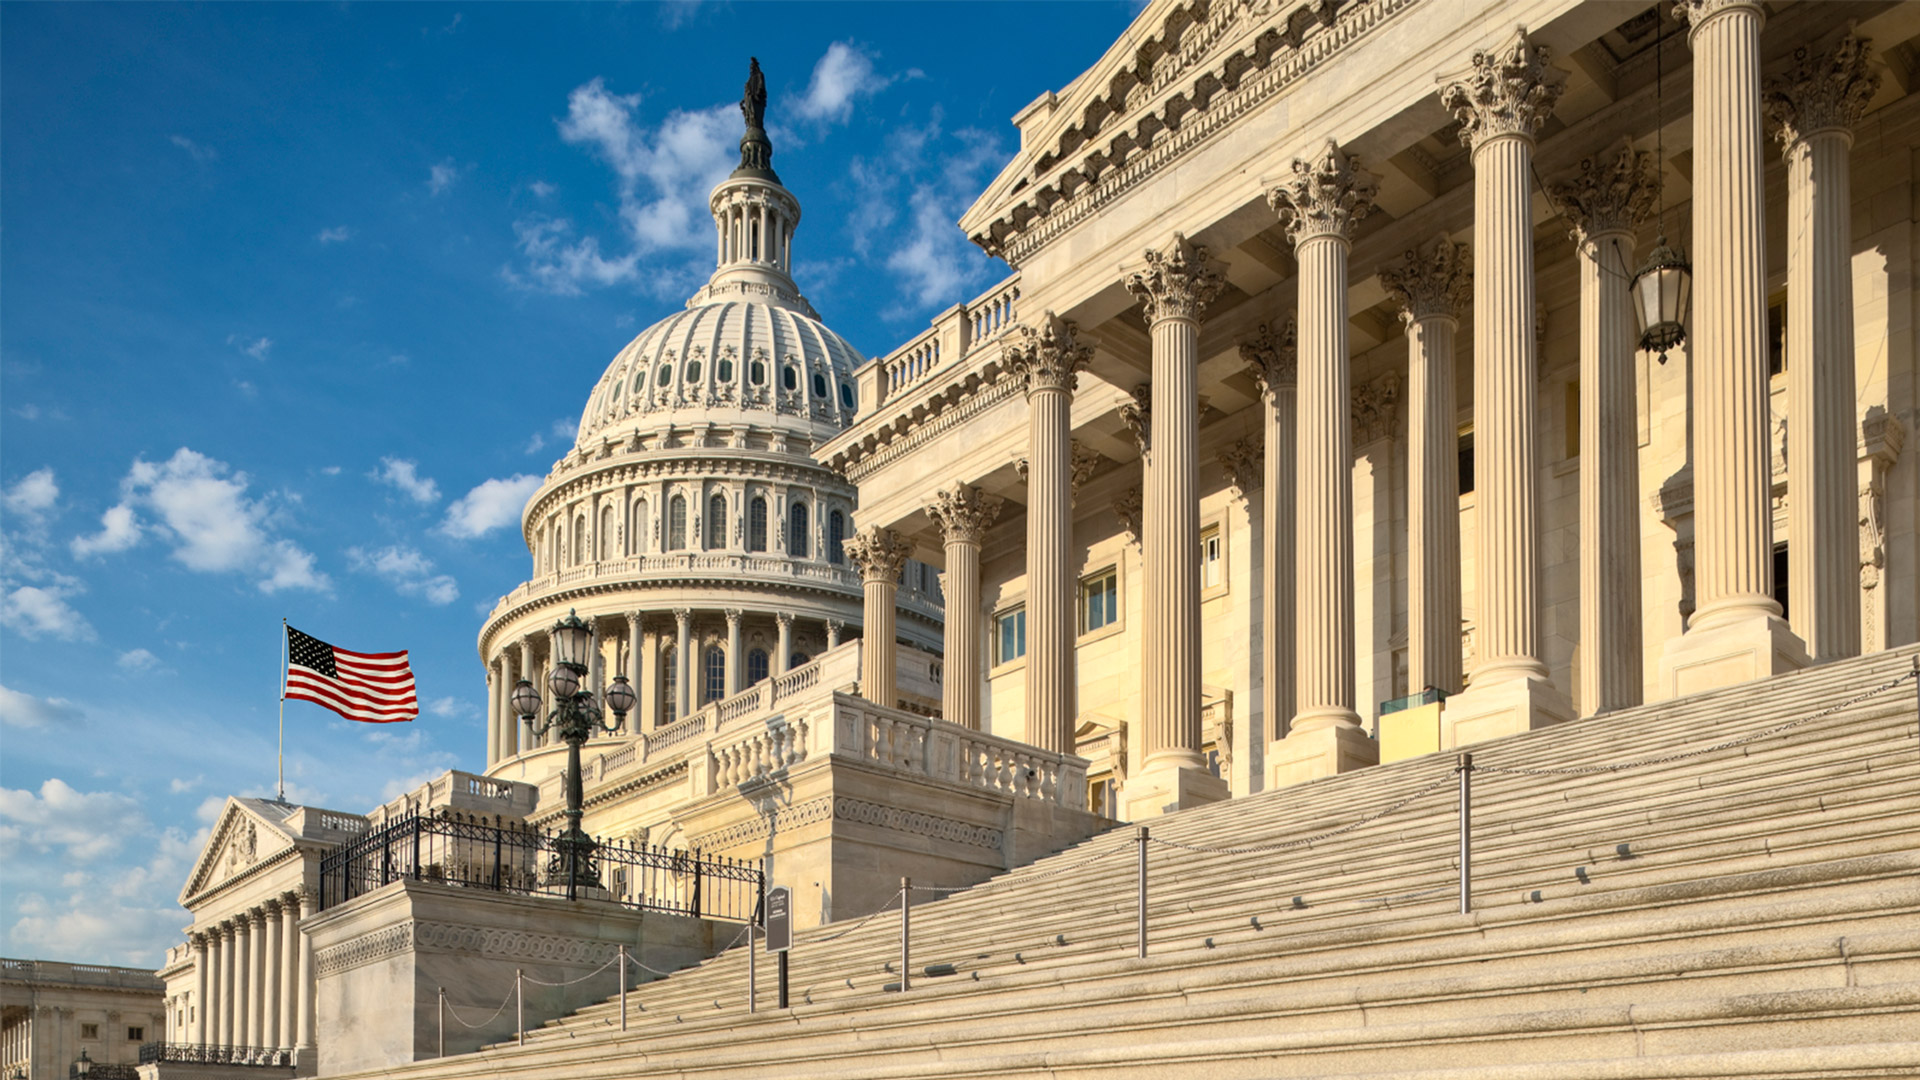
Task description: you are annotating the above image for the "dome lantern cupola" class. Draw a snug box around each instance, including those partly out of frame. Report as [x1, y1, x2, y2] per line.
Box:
[693, 57, 810, 316]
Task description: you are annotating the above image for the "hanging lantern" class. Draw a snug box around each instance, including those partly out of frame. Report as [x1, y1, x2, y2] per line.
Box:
[1632, 237, 1691, 364]
[550, 609, 594, 671]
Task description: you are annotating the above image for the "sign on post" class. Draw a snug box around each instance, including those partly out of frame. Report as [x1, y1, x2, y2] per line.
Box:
[765, 885, 792, 953]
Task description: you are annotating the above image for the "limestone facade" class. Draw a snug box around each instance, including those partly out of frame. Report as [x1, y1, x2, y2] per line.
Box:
[1, 959, 163, 1079]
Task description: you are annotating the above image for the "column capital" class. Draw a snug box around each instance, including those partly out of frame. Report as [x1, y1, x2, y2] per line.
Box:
[825, 619, 844, 636]
[1352, 373, 1402, 446]
[1239, 316, 1298, 395]
[1380, 235, 1472, 323]
[280, 889, 301, 908]
[247, 907, 267, 927]
[845, 526, 912, 585]
[1113, 486, 1143, 547]
[1217, 434, 1264, 497]
[673, 608, 692, 627]
[190, 931, 209, 950]
[1677, 0, 1764, 37]
[1124, 233, 1228, 323]
[1764, 31, 1878, 148]
[1119, 383, 1152, 458]
[263, 897, 282, 917]
[925, 483, 1004, 545]
[775, 611, 793, 628]
[1546, 139, 1659, 243]
[1266, 140, 1379, 246]
[723, 608, 743, 627]
[1438, 27, 1566, 151]
[1004, 311, 1093, 395]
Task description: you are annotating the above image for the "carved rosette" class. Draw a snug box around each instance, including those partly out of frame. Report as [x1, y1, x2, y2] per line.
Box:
[1123, 233, 1228, 323]
[1113, 486, 1143, 547]
[1239, 316, 1299, 396]
[1351, 373, 1402, 445]
[925, 483, 1004, 546]
[1546, 140, 1659, 243]
[1217, 434, 1264, 497]
[1763, 32, 1879, 148]
[1437, 27, 1567, 150]
[844, 526, 912, 585]
[1119, 383, 1152, 458]
[1266, 140, 1379, 246]
[1379, 235, 1472, 324]
[1004, 310, 1094, 396]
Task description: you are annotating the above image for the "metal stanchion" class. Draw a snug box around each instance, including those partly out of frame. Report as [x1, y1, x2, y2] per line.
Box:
[899, 878, 911, 992]
[618, 945, 628, 1031]
[437, 986, 444, 1058]
[747, 918, 757, 1014]
[777, 951, 789, 1010]
[1137, 826, 1149, 958]
[1457, 753, 1474, 915]
[515, 969, 525, 1046]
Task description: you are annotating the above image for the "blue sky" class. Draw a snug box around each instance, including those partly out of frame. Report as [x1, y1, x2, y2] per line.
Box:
[0, 1, 1137, 966]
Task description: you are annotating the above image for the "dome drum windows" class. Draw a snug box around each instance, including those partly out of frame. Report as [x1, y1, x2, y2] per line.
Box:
[668, 495, 688, 551]
[789, 501, 810, 559]
[748, 496, 769, 553]
[686, 359, 703, 383]
[707, 493, 728, 550]
[782, 364, 799, 392]
[812, 372, 829, 398]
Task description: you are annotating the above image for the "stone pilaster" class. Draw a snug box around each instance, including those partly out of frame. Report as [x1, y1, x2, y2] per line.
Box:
[724, 610, 743, 697]
[1265, 141, 1381, 787]
[1122, 233, 1230, 816]
[1660, 0, 1812, 694]
[846, 526, 912, 709]
[1241, 317, 1298, 747]
[1767, 30, 1878, 663]
[674, 610, 692, 717]
[1381, 235, 1469, 697]
[1549, 140, 1658, 714]
[926, 483, 1003, 731]
[1005, 312, 1093, 754]
[1439, 28, 1575, 743]
[191, 932, 209, 1045]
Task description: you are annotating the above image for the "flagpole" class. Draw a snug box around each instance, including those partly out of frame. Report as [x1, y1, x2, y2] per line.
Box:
[278, 618, 287, 803]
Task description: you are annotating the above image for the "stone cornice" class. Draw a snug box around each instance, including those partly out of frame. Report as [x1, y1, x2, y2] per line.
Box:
[1437, 27, 1567, 151]
[1379, 235, 1472, 323]
[1763, 31, 1878, 149]
[1546, 139, 1658, 244]
[829, 365, 1025, 483]
[1266, 140, 1379, 246]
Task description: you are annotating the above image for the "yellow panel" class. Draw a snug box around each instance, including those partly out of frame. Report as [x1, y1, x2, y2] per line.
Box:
[1378, 702, 1443, 764]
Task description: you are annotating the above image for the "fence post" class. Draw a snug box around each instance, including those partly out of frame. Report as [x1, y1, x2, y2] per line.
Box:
[1137, 826, 1149, 959]
[411, 816, 422, 882]
[1458, 753, 1474, 915]
[619, 945, 629, 1031]
[492, 827, 503, 891]
[516, 969, 525, 1046]
[899, 877, 911, 992]
[437, 986, 444, 1058]
[692, 850, 704, 918]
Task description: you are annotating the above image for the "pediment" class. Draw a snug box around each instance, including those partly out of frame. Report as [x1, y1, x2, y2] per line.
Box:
[178, 798, 299, 906]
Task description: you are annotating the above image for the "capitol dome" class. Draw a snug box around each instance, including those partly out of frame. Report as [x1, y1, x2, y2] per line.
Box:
[477, 60, 944, 779]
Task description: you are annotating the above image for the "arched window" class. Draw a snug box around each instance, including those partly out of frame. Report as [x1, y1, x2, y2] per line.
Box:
[747, 648, 769, 686]
[599, 506, 614, 560]
[633, 500, 649, 555]
[788, 501, 809, 558]
[717, 357, 734, 382]
[573, 515, 586, 565]
[686, 359, 702, 383]
[668, 495, 687, 551]
[750, 360, 766, 386]
[704, 647, 727, 704]
[748, 497, 768, 552]
[828, 510, 846, 565]
[662, 646, 677, 719]
[658, 363, 673, 386]
[841, 382, 855, 410]
[812, 372, 828, 398]
[783, 365, 799, 391]
[707, 494, 728, 550]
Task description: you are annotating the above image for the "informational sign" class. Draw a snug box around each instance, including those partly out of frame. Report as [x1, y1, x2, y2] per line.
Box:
[764, 885, 791, 953]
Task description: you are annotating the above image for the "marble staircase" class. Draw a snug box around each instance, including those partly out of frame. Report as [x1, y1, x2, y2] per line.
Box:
[331, 645, 1920, 1078]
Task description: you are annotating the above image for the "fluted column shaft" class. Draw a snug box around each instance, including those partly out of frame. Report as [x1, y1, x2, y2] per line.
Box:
[674, 611, 692, 717]
[247, 909, 266, 1048]
[1026, 379, 1075, 754]
[295, 892, 315, 1052]
[1408, 312, 1463, 695]
[485, 662, 499, 765]
[1265, 378, 1297, 738]
[847, 527, 910, 709]
[278, 896, 298, 1049]
[625, 612, 644, 715]
[517, 639, 535, 748]
[500, 650, 519, 757]
[725, 611, 743, 697]
[1146, 312, 1203, 764]
[260, 906, 281, 1051]
[927, 484, 1000, 731]
[215, 928, 232, 1047]
[1689, 1, 1781, 631]
[1294, 233, 1359, 730]
[775, 615, 793, 676]
[1580, 226, 1646, 710]
[192, 935, 209, 1045]
[233, 917, 250, 1046]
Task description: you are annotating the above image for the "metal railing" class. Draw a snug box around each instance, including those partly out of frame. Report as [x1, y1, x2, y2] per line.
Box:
[318, 809, 762, 922]
[138, 1043, 294, 1068]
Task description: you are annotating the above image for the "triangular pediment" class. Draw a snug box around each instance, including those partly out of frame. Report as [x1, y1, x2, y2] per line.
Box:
[178, 797, 300, 906]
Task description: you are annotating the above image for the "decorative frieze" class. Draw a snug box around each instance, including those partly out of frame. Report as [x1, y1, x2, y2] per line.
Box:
[831, 796, 1003, 850]
[1437, 27, 1567, 150]
[1123, 233, 1228, 323]
[1379, 236, 1471, 323]
[1266, 140, 1378, 245]
[1546, 140, 1658, 243]
[1239, 316, 1298, 395]
[1763, 31, 1878, 147]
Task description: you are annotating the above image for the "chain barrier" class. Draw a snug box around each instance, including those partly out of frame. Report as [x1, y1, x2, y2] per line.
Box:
[442, 987, 518, 1030]
[1474, 669, 1917, 778]
[812, 888, 907, 943]
[520, 952, 622, 988]
[1144, 771, 1457, 856]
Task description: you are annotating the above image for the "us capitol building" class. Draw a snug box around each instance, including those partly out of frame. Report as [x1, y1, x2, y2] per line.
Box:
[24, 1, 1915, 1077]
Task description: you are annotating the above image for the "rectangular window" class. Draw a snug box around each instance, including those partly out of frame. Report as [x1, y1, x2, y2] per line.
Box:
[1458, 431, 1475, 495]
[1768, 297, 1787, 376]
[128, 1026, 144, 1042]
[1564, 380, 1580, 460]
[1089, 777, 1113, 817]
[81, 1024, 100, 1040]
[994, 607, 1027, 665]
[1080, 570, 1118, 633]
[1201, 527, 1223, 589]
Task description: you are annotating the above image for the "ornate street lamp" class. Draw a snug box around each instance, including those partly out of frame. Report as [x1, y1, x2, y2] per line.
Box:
[76, 1050, 92, 1078]
[514, 610, 632, 895]
[1632, 9, 1691, 363]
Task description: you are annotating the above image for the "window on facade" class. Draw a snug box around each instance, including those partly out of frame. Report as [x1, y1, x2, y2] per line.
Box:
[789, 502, 810, 558]
[790, 651, 810, 669]
[995, 607, 1027, 665]
[611, 379, 623, 404]
[634, 371, 646, 392]
[1201, 526, 1223, 589]
[1768, 297, 1787, 376]
[1081, 569, 1119, 633]
[600, 506, 615, 560]
[812, 372, 829, 398]
[686, 359, 703, 383]
[828, 510, 846, 565]
[704, 647, 726, 704]
[747, 648, 769, 685]
[1773, 542, 1790, 623]
[573, 515, 587, 565]
[707, 494, 728, 550]
[718, 358, 734, 382]
[840, 382, 856, 410]
[82, 1024, 99, 1040]
[633, 500, 649, 555]
[748, 497, 768, 552]
[750, 360, 766, 386]
[668, 496, 687, 550]
[128, 1026, 144, 1042]
[659, 363, 673, 386]
[662, 647, 677, 718]
[1458, 431, 1475, 496]
[783, 364, 799, 391]
[1564, 380, 1581, 460]
[1089, 776, 1114, 817]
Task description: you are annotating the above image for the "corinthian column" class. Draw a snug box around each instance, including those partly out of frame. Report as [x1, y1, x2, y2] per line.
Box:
[1005, 313, 1093, 754]
[259, 901, 281, 1051]
[1263, 141, 1382, 786]
[674, 610, 692, 717]
[215, 923, 232, 1046]
[295, 890, 316, 1060]
[1381, 236, 1470, 699]
[1766, 31, 1878, 663]
[625, 611, 644, 713]
[516, 639, 535, 748]
[845, 526, 911, 709]
[724, 610, 743, 697]
[1239, 318, 1298, 746]
[926, 483, 1003, 730]
[485, 661, 499, 765]
[1549, 141, 1659, 713]
[1438, 28, 1575, 742]
[1121, 233, 1230, 815]
[1659, 0, 1811, 693]
[232, 915, 250, 1046]
[278, 893, 299, 1050]
[247, 908, 266, 1048]
[192, 932, 209, 1045]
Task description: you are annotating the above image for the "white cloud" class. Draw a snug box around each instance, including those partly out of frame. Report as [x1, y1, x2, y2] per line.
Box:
[12, 404, 39, 420]
[117, 648, 162, 673]
[71, 503, 141, 558]
[657, 0, 703, 29]
[426, 696, 476, 719]
[317, 226, 354, 245]
[0, 683, 83, 729]
[3, 468, 58, 524]
[527, 180, 557, 199]
[846, 118, 1008, 316]
[428, 158, 460, 196]
[227, 333, 273, 360]
[568, 81, 737, 244]
[347, 544, 459, 605]
[1, 585, 96, 641]
[791, 42, 894, 125]
[0, 779, 141, 860]
[440, 475, 542, 539]
[5, 824, 205, 965]
[503, 217, 638, 296]
[372, 457, 441, 504]
[169, 775, 205, 794]
[169, 135, 217, 162]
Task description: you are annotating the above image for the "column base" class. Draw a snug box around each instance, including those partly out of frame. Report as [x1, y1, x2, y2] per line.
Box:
[1656, 611, 1810, 700]
[1442, 675, 1573, 750]
[1266, 724, 1379, 790]
[1121, 760, 1229, 820]
[295, 1046, 319, 1077]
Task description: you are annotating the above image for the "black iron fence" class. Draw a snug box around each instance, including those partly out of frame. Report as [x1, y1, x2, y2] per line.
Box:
[137, 1043, 294, 1068]
[318, 809, 762, 922]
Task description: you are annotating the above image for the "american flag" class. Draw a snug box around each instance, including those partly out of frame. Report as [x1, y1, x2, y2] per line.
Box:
[284, 625, 417, 724]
